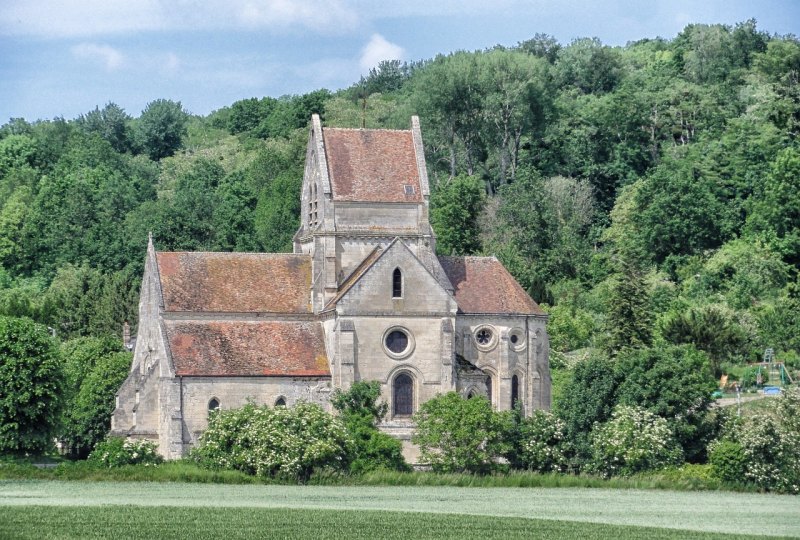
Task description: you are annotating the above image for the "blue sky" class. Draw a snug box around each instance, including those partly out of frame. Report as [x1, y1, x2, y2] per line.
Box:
[1, 0, 799, 122]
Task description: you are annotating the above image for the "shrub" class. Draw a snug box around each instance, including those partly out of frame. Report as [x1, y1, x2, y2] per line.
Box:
[590, 405, 683, 477]
[413, 392, 508, 474]
[331, 381, 408, 474]
[192, 402, 351, 481]
[709, 440, 747, 483]
[88, 437, 162, 467]
[508, 410, 570, 473]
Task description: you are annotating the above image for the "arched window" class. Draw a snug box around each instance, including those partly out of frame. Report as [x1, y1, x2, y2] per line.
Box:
[485, 375, 493, 405]
[467, 390, 475, 399]
[392, 268, 402, 298]
[511, 375, 520, 410]
[393, 373, 413, 416]
[208, 398, 220, 416]
[274, 397, 286, 407]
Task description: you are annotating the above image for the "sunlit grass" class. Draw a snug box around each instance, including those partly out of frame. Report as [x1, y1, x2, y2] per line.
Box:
[0, 505, 767, 540]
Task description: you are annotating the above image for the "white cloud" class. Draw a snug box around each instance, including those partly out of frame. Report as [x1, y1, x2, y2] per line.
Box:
[163, 52, 181, 74]
[1, 1, 165, 38]
[359, 34, 405, 72]
[0, 0, 358, 38]
[71, 43, 125, 71]
[235, 0, 358, 31]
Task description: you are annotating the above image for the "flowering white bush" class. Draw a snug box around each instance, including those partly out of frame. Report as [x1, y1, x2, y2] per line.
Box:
[516, 410, 570, 473]
[590, 405, 683, 477]
[191, 401, 351, 481]
[88, 437, 162, 467]
[715, 386, 800, 494]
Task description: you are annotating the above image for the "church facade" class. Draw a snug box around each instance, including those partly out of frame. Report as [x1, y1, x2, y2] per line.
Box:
[111, 115, 551, 461]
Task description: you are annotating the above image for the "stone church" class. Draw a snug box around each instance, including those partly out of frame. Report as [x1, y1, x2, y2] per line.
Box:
[111, 115, 551, 461]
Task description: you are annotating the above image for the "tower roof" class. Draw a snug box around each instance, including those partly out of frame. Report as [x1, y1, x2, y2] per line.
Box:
[322, 127, 423, 203]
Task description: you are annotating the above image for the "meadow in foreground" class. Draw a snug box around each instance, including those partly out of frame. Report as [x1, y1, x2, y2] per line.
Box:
[1, 480, 798, 538]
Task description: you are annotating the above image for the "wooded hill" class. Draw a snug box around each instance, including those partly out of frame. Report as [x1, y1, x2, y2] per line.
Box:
[0, 20, 798, 378]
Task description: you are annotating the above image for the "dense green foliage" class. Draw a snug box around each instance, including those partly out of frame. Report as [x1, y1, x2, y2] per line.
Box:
[1, 20, 799, 490]
[61, 350, 132, 457]
[413, 392, 508, 474]
[331, 381, 408, 474]
[0, 316, 63, 454]
[191, 402, 351, 481]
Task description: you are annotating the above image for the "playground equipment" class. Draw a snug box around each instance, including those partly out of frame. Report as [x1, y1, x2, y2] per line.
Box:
[755, 348, 794, 388]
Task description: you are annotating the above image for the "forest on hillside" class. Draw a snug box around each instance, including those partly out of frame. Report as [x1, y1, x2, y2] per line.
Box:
[1, 20, 798, 384]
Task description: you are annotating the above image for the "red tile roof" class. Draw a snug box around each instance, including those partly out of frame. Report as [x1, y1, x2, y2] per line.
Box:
[323, 128, 423, 203]
[438, 256, 544, 315]
[156, 252, 311, 313]
[165, 321, 330, 377]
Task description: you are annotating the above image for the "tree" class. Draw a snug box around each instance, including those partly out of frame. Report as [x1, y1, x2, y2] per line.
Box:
[430, 175, 485, 255]
[660, 305, 747, 375]
[136, 99, 189, 160]
[0, 316, 63, 454]
[331, 381, 408, 473]
[555, 355, 620, 464]
[614, 345, 717, 462]
[632, 156, 732, 263]
[603, 248, 653, 356]
[77, 103, 132, 153]
[554, 38, 622, 94]
[62, 351, 131, 457]
[412, 392, 508, 474]
[746, 147, 800, 266]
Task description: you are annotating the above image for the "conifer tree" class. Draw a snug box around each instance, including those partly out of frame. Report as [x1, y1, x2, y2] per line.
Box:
[604, 247, 652, 356]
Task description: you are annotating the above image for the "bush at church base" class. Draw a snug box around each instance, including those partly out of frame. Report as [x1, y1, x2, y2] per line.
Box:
[191, 402, 352, 481]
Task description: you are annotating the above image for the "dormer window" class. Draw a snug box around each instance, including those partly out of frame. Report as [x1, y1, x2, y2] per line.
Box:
[392, 268, 402, 298]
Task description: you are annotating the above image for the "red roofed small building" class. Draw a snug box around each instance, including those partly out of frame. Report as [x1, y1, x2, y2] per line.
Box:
[111, 115, 550, 461]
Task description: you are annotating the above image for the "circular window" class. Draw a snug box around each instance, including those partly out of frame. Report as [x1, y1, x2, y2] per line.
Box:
[383, 327, 415, 359]
[474, 325, 497, 351]
[476, 328, 492, 345]
[509, 328, 526, 351]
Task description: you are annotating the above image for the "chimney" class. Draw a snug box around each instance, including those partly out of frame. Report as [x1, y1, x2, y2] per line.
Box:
[123, 321, 131, 350]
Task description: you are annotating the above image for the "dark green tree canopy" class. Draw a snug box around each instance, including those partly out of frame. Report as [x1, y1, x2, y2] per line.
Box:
[136, 99, 189, 160]
[0, 316, 64, 455]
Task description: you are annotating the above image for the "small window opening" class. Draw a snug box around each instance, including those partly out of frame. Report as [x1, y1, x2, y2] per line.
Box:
[510, 334, 519, 344]
[467, 391, 475, 399]
[403, 184, 415, 196]
[485, 375, 493, 404]
[511, 375, 520, 410]
[392, 268, 402, 298]
[275, 397, 286, 407]
[208, 398, 220, 413]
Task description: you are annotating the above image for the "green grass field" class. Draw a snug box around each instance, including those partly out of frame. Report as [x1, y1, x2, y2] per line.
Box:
[1, 481, 799, 539]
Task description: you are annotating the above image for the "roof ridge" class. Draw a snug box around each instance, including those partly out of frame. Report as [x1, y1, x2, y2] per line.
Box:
[157, 251, 308, 257]
[323, 126, 411, 133]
